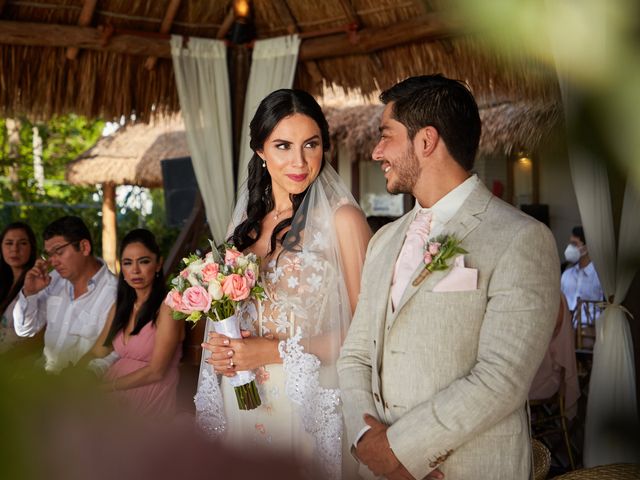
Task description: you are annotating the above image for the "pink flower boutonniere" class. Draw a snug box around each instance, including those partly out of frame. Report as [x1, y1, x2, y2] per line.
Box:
[412, 234, 467, 286]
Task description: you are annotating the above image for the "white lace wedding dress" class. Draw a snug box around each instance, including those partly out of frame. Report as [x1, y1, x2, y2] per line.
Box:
[194, 166, 370, 479]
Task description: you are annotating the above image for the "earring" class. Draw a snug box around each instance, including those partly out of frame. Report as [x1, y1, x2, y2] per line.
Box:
[155, 271, 161, 278]
[262, 159, 266, 168]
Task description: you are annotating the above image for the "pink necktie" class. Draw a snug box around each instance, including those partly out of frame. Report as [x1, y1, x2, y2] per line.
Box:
[391, 210, 432, 309]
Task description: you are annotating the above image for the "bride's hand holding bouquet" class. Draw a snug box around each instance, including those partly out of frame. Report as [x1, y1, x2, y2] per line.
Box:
[164, 242, 265, 410]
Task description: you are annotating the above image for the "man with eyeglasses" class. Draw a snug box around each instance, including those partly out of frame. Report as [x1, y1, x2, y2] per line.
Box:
[13, 216, 117, 373]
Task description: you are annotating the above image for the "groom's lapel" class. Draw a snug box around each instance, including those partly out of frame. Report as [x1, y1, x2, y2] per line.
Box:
[371, 213, 413, 341]
[390, 183, 493, 322]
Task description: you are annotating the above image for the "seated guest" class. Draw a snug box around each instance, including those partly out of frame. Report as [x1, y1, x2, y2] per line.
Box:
[561, 225, 604, 318]
[82, 229, 184, 417]
[13, 216, 117, 373]
[0, 222, 39, 353]
[530, 294, 580, 418]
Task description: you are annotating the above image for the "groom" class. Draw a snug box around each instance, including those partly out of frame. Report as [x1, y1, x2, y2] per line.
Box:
[338, 75, 559, 479]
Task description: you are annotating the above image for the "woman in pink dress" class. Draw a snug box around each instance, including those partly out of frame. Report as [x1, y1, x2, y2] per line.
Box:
[82, 229, 184, 417]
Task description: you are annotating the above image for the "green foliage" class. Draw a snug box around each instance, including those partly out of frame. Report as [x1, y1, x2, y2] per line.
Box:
[0, 116, 180, 258]
[0, 115, 104, 251]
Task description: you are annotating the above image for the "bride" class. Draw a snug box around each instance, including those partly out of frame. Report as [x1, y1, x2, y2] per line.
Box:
[195, 89, 371, 478]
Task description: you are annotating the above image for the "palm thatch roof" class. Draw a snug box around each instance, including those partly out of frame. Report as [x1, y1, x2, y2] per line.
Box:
[0, 0, 561, 121]
[325, 100, 563, 164]
[66, 116, 188, 187]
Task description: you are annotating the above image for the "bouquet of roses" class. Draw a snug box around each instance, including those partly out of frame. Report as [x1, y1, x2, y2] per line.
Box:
[165, 242, 264, 410]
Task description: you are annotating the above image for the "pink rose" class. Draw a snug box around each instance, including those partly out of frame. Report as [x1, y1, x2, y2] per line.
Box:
[180, 268, 189, 278]
[428, 242, 441, 256]
[222, 273, 249, 301]
[244, 269, 256, 289]
[224, 248, 242, 267]
[164, 290, 190, 314]
[423, 252, 433, 265]
[182, 285, 212, 313]
[201, 263, 219, 283]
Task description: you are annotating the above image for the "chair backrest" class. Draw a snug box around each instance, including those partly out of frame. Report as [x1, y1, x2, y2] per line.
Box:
[572, 298, 604, 350]
[551, 463, 640, 479]
[532, 439, 551, 480]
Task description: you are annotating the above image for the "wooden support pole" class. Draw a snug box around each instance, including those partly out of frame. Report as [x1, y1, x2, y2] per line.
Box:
[144, 0, 181, 70]
[216, 7, 236, 39]
[0, 15, 463, 61]
[66, 0, 97, 60]
[101, 183, 117, 273]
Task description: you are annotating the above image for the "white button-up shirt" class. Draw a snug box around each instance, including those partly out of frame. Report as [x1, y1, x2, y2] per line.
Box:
[13, 261, 117, 373]
[414, 174, 480, 240]
[561, 261, 604, 312]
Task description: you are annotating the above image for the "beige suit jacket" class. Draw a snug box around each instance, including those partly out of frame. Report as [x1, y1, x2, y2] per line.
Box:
[338, 182, 560, 479]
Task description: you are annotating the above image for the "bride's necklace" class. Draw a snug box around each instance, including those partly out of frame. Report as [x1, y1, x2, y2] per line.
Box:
[273, 206, 293, 221]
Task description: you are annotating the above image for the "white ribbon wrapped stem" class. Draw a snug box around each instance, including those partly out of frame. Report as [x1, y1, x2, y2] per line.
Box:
[211, 314, 256, 388]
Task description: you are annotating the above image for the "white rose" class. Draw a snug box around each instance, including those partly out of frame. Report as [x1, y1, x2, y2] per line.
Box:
[208, 280, 223, 301]
[188, 259, 205, 275]
[236, 256, 249, 268]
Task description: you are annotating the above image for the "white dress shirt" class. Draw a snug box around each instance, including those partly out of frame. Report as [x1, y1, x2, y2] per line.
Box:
[561, 261, 604, 311]
[413, 174, 480, 240]
[13, 261, 117, 373]
[354, 174, 480, 448]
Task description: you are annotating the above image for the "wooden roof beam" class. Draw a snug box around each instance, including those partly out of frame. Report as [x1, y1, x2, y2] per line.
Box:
[0, 14, 464, 61]
[336, 0, 361, 29]
[145, 0, 181, 70]
[272, 0, 298, 34]
[216, 6, 235, 39]
[66, 0, 97, 60]
[0, 20, 173, 57]
[298, 13, 464, 61]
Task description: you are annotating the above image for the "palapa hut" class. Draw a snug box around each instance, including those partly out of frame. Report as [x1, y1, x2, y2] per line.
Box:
[0, 0, 560, 120]
[66, 116, 188, 270]
[0, 0, 583, 374]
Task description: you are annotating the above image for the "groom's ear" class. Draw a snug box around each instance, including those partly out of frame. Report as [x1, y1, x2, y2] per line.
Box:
[415, 126, 438, 159]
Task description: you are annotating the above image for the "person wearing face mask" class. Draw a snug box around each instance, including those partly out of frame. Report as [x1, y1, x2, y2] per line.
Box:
[560, 226, 604, 317]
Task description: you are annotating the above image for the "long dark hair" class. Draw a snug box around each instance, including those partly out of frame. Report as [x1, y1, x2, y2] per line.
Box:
[230, 89, 330, 255]
[105, 229, 166, 345]
[0, 222, 37, 315]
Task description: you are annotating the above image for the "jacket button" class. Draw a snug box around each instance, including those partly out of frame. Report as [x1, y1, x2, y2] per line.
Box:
[374, 393, 380, 402]
[384, 401, 389, 409]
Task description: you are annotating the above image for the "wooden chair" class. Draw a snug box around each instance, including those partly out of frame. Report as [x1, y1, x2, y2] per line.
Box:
[530, 367, 576, 470]
[533, 438, 552, 480]
[572, 298, 603, 351]
[551, 463, 640, 479]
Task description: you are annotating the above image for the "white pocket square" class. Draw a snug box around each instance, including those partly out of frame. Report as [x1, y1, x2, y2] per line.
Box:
[432, 255, 478, 292]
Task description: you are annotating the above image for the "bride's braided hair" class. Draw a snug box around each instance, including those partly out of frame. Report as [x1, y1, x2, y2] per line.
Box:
[230, 89, 330, 255]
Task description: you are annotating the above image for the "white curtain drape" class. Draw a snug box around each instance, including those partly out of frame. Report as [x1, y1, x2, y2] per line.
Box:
[556, 57, 639, 468]
[236, 35, 301, 190]
[171, 36, 234, 242]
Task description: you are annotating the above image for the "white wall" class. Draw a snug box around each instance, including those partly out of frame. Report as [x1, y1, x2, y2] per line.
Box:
[537, 129, 582, 253]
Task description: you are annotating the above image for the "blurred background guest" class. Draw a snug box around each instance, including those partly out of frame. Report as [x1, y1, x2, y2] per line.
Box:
[561, 226, 604, 315]
[0, 222, 39, 354]
[13, 216, 117, 373]
[530, 294, 580, 418]
[82, 229, 184, 418]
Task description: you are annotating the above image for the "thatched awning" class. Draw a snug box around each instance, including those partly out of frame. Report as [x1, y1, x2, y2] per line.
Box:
[66, 116, 188, 187]
[0, 1, 561, 121]
[326, 101, 563, 164]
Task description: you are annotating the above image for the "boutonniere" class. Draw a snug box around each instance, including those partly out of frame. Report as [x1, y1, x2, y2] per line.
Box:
[412, 235, 467, 286]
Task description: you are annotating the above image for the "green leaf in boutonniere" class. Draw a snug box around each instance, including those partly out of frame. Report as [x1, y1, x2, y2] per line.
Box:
[412, 234, 467, 286]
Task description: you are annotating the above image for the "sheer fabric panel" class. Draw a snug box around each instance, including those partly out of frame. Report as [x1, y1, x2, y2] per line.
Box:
[171, 36, 234, 242]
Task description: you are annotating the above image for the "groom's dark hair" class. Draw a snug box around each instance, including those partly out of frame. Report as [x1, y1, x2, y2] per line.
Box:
[380, 74, 481, 171]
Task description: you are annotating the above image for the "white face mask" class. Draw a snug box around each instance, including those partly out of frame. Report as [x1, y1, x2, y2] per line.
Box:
[564, 244, 581, 263]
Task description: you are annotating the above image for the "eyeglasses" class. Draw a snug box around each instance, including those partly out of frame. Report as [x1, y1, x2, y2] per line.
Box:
[41, 241, 78, 261]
